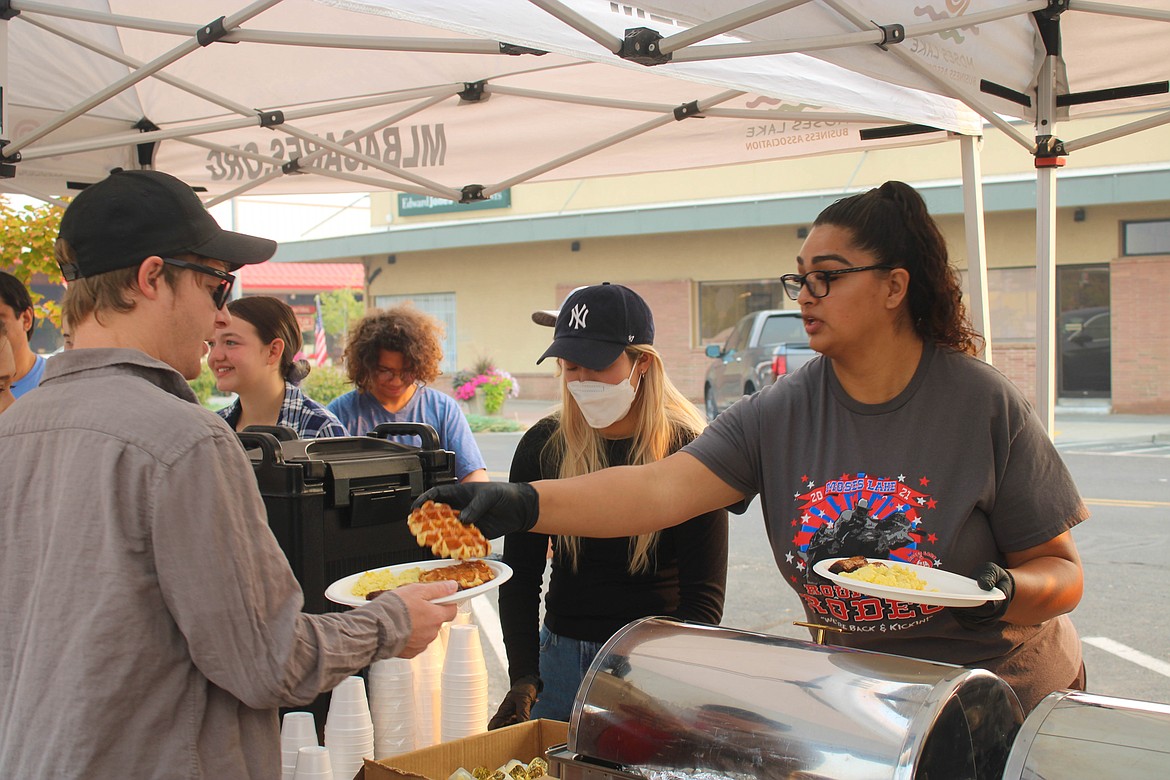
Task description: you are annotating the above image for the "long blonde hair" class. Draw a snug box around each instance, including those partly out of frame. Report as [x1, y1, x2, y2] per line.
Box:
[547, 344, 706, 574]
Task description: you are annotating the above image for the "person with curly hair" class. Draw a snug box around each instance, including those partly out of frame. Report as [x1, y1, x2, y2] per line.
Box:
[328, 304, 488, 482]
[420, 181, 1089, 714]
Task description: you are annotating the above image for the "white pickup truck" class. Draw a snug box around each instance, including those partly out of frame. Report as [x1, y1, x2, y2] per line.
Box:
[702, 309, 817, 420]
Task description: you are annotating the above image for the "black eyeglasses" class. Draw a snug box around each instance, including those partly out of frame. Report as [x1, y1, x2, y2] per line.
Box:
[161, 257, 235, 309]
[780, 264, 893, 300]
[373, 366, 414, 383]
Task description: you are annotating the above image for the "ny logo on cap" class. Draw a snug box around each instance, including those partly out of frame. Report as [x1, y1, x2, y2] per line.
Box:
[569, 303, 589, 330]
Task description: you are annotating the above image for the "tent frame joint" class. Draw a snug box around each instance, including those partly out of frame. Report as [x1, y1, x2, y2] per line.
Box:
[872, 22, 905, 51]
[257, 110, 286, 128]
[499, 42, 547, 57]
[0, 0, 19, 21]
[133, 118, 160, 167]
[620, 27, 671, 66]
[460, 184, 486, 204]
[197, 16, 233, 47]
[673, 101, 702, 121]
[1034, 135, 1067, 168]
[0, 140, 17, 178]
[281, 157, 304, 175]
[459, 81, 487, 102]
[1036, 0, 1070, 22]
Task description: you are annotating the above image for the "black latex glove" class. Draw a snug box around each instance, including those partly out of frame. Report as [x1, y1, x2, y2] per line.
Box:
[487, 675, 542, 731]
[951, 562, 1015, 630]
[412, 482, 539, 539]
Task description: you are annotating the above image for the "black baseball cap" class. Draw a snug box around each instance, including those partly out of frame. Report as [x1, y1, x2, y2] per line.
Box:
[537, 283, 654, 371]
[57, 169, 276, 280]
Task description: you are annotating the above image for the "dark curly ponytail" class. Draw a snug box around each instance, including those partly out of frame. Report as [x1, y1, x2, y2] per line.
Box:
[814, 181, 983, 355]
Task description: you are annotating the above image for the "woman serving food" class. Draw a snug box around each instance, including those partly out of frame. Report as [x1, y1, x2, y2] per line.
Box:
[417, 182, 1089, 713]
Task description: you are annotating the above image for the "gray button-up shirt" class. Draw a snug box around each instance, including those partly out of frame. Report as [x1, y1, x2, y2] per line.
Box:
[0, 349, 411, 779]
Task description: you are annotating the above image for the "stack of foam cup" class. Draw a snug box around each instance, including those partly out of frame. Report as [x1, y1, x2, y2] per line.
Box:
[368, 657, 415, 757]
[323, 676, 375, 780]
[281, 711, 319, 780]
[292, 745, 333, 780]
[411, 636, 444, 748]
[440, 623, 489, 741]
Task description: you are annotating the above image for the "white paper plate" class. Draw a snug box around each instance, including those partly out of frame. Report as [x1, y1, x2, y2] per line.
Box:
[812, 558, 1006, 608]
[326, 559, 512, 608]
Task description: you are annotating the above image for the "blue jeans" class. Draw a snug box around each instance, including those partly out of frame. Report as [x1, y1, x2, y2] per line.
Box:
[530, 626, 605, 722]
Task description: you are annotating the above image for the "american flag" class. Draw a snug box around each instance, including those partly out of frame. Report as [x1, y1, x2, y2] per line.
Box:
[313, 303, 328, 365]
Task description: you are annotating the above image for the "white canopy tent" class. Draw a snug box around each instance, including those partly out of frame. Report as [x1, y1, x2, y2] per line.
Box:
[358, 0, 1168, 430]
[0, 0, 980, 205]
[16, 2, 1155, 430]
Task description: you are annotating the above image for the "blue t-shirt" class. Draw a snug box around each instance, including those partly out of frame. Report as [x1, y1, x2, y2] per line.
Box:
[12, 353, 47, 398]
[327, 386, 486, 480]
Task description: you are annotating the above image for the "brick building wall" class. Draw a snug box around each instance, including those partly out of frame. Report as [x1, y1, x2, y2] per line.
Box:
[1111, 254, 1170, 413]
[989, 343, 1037, 405]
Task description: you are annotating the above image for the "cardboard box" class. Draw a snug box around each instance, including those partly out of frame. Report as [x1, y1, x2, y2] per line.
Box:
[357, 720, 570, 780]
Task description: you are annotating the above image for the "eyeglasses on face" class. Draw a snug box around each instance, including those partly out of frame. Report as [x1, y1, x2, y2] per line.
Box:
[779, 264, 894, 301]
[373, 366, 414, 383]
[161, 257, 235, 309]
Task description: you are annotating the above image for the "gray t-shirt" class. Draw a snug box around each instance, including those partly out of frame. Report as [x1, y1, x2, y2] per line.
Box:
[684, 342, 1088, 711]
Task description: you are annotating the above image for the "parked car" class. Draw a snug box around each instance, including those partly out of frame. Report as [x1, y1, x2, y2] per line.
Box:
[703, 309, 816, 420]
[1060, 306, 1110, 394]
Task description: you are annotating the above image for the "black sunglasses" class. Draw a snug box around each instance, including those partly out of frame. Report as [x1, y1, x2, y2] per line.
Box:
[161, 257, 235, 309]
[779, 264, 894, 301]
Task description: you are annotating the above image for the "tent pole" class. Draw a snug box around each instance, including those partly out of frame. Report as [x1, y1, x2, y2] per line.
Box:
[1, 11, 7, 146]
[1035, 55, 1060, 439]
[488, 89, 743, 194]
[3, 0, 283, 157]
[527, 0, 621, 53]
[960, 134, 992, 365]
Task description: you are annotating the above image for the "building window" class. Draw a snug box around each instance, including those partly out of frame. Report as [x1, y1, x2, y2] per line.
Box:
[697, 279, 788, 344]
[1122, 219, 1170, 256]
[373, 291, 457, 374]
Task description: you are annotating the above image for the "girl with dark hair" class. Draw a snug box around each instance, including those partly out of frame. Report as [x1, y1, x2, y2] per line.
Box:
[424, 181, 1089, 714]
[208, 296, 346, 438]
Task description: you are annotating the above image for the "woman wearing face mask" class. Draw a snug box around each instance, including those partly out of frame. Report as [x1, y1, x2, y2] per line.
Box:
[209, 296, 347, 438]
[489, 283, 728, 727]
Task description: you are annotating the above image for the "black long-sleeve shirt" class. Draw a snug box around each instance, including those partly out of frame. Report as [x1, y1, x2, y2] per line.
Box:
[498, 415, 728, 683]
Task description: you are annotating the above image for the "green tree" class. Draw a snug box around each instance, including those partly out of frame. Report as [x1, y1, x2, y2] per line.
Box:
[0, 197, 66, 325]
[301, 363, 352, 405]
[318, 288, 364, 341]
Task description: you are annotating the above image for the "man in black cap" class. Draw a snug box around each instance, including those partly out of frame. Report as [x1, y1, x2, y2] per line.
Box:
[0, 170, 457, 779]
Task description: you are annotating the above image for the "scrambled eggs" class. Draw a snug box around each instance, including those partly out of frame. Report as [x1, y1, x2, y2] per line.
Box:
[352, 567, 422, 598]
[840, 562, 933, 591]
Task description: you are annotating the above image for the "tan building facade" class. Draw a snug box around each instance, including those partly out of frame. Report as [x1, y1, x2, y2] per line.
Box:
[274, 115, 1170, 413]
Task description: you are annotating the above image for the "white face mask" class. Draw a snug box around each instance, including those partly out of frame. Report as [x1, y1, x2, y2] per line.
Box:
[567, 360, 641, 429]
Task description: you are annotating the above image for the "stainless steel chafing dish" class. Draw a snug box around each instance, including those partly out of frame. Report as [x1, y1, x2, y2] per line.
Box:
[1002, 690, 1170, 779]
[547, 617, 1023, 780]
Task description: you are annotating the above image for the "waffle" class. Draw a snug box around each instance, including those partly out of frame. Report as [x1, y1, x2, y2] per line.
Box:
[418, 559, 495, 589]
[407, 500, 491, 559]
[363, 559, 495, 600]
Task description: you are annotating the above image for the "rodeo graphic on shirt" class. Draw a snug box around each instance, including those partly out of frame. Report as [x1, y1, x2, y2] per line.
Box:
[787, 471, 945, 633]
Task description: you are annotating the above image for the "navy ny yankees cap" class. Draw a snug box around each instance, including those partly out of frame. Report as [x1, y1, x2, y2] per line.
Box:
[537, 283, 654, 371]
